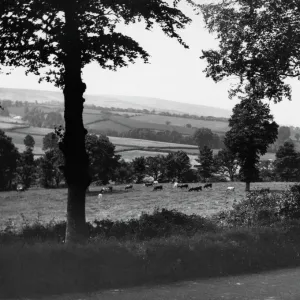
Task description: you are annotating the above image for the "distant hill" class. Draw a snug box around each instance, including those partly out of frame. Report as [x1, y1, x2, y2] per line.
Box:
[0, 87, 232, 118]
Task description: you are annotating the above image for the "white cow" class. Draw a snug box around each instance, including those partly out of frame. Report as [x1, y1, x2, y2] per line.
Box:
[98, 193, 103, 199]
[226, 187, 235, 192]
[153, 180, 159, 184]
[173, 182, 178, 188]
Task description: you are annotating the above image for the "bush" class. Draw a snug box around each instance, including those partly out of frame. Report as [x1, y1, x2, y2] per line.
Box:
[0, 208, 217, 244]
[214, 184, 300, 227]
[214, 190, 281, 227]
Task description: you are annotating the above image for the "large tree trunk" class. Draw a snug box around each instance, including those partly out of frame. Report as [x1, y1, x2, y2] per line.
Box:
[245, 182, 250, 192]
[61, 4, 90, 243]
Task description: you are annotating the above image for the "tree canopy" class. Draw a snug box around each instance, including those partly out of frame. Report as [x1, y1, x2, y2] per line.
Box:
[200, 0, 300, 102]
[224, 98, 278, 191]
[1, 0, 195, 87]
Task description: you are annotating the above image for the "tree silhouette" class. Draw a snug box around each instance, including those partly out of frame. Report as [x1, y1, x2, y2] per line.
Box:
[225, 99, 278, 191]
[1, 0, 194, 242]
[200, 0, 300, 102]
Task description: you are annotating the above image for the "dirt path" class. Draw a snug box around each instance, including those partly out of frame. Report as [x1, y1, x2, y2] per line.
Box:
[34, 267, 300, 300]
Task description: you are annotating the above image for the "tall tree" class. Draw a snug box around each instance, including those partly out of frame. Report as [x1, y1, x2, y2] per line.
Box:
[295, 132, 300, 142]
[24, 134, 35, 150]
[43, 132, 59, 151]
[224, 99, 278, 191]
[197, 146, 214, 182]
[131, 156, 146, 183]
[146, 155, 165, 181]
[0, 130, 19, 191]
[193, 128, 214, 150]
[85, 134, 120, 185]
[200, 0, 300, 103]
[274, 141, 300, 182]
[17, 148, 36, 189]
[215, 148, 238, 181]
[165, 151, 191, 182]
[1, 0, 194, 242]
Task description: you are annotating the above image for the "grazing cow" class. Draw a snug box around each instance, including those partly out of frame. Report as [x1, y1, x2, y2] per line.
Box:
[188, 186, 202, 192]
[99, 187, 112, 193]
[177, 184, 189, 189]
[125, 184, 133, 190]
[17, 184, 25, 192]
[226, 187, 235, 192]
[98, 193, 103, 199]
[144, 183, 153, 187]
[203, 183, 212, 189]
[153, 180, 159, 184]
[153, 185, 163, 191]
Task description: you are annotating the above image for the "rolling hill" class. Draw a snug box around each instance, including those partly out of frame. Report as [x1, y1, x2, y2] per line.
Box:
[0, 87, 232, 118]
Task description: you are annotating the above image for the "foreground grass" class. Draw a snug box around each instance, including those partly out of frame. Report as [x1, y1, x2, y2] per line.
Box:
[0, 182, 293, 230]
[2, 224, 300, 299]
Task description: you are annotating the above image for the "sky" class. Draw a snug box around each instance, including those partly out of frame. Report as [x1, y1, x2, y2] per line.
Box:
[1, 1, 300, 126]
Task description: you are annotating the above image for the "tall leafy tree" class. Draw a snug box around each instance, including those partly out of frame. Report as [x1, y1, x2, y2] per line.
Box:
[17, 148, 36, 189]
[165, 151, 191, 182]
[131, 156, 146, 183]
[200, 0, 300, 103]
[215, 148, 238, 181]
[274, 141, 300, 182]
[224, 99, 278, 191]
[85, 134, 120, 185]
[295, 132, 300, 142]
[1, 0, 194, 242]
[24, 134, 35, 150]
[145, 155, 165, 181]
[0, 130, 20, 190]
[193, 128, 214, 150]
[43, 132, 59, 151]
[197, 146, 214, 182]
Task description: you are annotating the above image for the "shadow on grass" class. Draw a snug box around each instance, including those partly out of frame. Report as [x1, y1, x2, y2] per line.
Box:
[2, 226, 300, 299]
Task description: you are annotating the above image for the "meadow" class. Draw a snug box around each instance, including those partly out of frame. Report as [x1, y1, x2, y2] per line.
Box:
[130, 114, 229, 133]
[0, 182, 292, 230]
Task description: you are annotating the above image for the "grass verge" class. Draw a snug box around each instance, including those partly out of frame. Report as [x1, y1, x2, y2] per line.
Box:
[1, 225, 300, 299]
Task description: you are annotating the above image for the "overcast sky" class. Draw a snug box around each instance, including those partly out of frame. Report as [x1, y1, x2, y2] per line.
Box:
[1, 1, 300, 126]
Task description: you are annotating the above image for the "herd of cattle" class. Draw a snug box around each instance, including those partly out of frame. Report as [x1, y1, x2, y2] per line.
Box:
[96, 181, 238, 199]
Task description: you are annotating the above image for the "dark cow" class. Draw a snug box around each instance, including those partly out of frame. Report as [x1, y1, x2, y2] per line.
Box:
[125, 184, 133, 190]
[188, 186, 202, 192]
[153, 185, 163, 191]
[144, 183, 153, 187]
[107, 186, 113, 192]
[203, 183, 212, 189]
[177, 184, 189, 189]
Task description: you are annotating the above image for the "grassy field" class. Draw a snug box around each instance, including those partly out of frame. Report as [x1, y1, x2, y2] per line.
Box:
[108, 136, 198, 148]
[0, 182, 292, 230]
[130, 114, 229, 133]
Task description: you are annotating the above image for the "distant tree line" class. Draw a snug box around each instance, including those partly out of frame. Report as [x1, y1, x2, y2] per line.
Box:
[84, 103, 229, 123]
[89, 127, 225, 149]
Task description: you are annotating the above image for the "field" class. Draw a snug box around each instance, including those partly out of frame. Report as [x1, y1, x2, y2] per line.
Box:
[0, 182, 293, 230]
[130, 114, 229, 133]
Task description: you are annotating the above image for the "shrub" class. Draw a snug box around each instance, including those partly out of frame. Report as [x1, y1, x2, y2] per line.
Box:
[278, 184, 300, 219]
[0, 208, 217, 244]
[214, 184, 300, 227]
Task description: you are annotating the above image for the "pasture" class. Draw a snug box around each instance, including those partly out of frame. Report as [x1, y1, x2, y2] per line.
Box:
[0, 182, 292, 230]
[130, 114, 229, 133]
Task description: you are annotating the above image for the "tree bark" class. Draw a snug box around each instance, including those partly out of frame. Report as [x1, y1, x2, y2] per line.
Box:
[61, 4, 90, 243]
[245, 182, 250, 192]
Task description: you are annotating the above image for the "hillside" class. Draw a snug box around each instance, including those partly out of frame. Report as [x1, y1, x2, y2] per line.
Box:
[0, 87, 232, 118]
